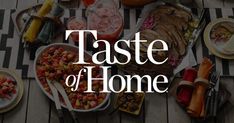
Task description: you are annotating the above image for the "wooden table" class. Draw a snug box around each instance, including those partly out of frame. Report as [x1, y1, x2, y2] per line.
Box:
[1, 0, 234, 123]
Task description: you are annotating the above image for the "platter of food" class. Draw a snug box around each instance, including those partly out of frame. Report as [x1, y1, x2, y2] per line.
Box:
[0, 73, 18, 109]
[0, 69, 24, 113]
[204, 18, 234, 59]
[117, 2, 200, 83]
[116, 92, 145, 115]
[34, 43, 110, 112]
[11, 0, 69, 36]
[11, 4, 43, 34]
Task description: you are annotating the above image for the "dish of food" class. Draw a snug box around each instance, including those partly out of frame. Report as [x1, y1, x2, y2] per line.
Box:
[0, 75, 17, 100]
[116, 92, 145, 115]
[12, 4, 43, 34]
[210, 22, 234, 44]
[118, 3, 198, 78]
[34, 43, 110, 112]
[67, 17, 87, 42]
[0, 73, 18, 109]
[0, 69, 24, 113]
[204, 18, 234, 59]
[87, 0, 123, 42]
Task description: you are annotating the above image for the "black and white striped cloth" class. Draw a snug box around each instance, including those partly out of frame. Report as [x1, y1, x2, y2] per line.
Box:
[0, 7, 234, 78]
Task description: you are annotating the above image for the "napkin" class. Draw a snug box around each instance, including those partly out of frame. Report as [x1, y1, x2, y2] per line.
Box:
[23, 0, 54, 43]
[176, 68, 197, 107]
[36, 3, 64, 44]
[187, 58, 213, 117]
[174, 48, 198, 75]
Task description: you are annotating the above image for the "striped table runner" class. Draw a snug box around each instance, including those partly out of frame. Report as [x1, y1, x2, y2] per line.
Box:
[0, 7, 234, 78]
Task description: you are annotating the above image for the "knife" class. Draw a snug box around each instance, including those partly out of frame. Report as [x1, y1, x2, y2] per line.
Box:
[205, 87, 214, 118]
[213, 71, 220, 117]
[186, 9, 207, 68]
[53, 82, 80, 123]
[46, 79, 64, 123]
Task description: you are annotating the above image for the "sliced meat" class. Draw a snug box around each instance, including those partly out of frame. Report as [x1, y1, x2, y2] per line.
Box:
[154, 30, 173, 47]
[129, 4, 193, 72]
[141, 29, 175, 48]
[150, 5, 176, 15]
[152, 5, 192, 22]
[153, 14, 188, 31]
[133, 29, 159, 52]
[139, 29, 170, 59]
[159, 24, 187, 55]
[142, 61, 173, 77]
[171, 45, 180, 59]
[153, 24, 178, 46]
[153, 25, 175, 47]
[140, 29, 164, 51]
[122, 61, 173, 77]
[140, 29, 161, 42]
[156, 16, 188, 45]
[173, 8, 192, 22]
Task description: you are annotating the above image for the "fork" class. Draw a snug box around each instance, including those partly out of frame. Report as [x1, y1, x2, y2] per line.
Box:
[213, 71, 221, 116]
[205, 71, 220, 118]
[47, 79, 80, 123]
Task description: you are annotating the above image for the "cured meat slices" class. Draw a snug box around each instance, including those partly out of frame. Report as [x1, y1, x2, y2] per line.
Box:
[123, 4, 196, 77]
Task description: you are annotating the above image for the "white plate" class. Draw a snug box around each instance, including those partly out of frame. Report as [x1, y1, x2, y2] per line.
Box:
[34, 43, 111, 112]
[0, 71, 18, 109]
[0, 69, 24, 113]
[204, 18, 234, 59]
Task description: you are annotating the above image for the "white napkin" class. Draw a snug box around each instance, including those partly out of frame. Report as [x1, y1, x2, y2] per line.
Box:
[174, 48, 198, 75]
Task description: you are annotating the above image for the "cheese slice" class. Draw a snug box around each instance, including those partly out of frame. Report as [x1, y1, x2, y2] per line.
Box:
[223, 35, 234, 54]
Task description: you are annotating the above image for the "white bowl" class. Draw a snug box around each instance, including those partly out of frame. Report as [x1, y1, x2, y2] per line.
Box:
[34, 43, 110, 112]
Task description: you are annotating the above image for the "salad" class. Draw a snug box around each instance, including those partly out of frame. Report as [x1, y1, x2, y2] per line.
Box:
[0, 74, 17, 100]
[36, 46, 107, 109]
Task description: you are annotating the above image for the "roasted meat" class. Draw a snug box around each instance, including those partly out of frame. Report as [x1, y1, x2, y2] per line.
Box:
[149, 5, 190, 56]
[150, 5, 176, 15]
[122, 4, 194, 78]
[153, 14, 188, 31]
[173, 7, 192, 22]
